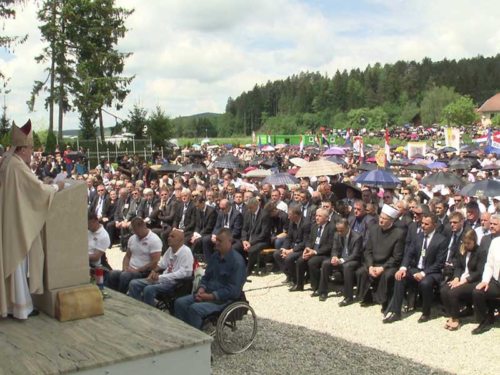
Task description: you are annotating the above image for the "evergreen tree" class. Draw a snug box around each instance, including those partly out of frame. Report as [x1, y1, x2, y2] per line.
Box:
[147, 106, 172, 147]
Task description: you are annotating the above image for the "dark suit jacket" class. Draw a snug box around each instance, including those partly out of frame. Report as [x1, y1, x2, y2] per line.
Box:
[331, 230, 363, 263]
[301, 203, 317, 223]
[241, 208, 272, 246]
[479, 234, 496, 253]
[138, 197, 161, 227]
[453, 247, 487, 283]
[113, 196, 131, 222]
[89, 194, 110, 216]
[436, 215, 451, 238]
[271, 210, 289, 237]
[404, 221, 422, 250]
[446, 229, 466, 265]
[195, 206, 217, 236]
[402, 231, 448, 274]
[125, 197, 144, 221]
[174, 201, 197, 238]
[348, 214, 376, 247]
[283, 218, 311, 253]
[306, 222, 335, 256]
[213, 207, 243, 239]
[87, 188, 97, 206]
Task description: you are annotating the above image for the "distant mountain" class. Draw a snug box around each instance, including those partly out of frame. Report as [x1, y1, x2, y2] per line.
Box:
[61, 127, 113, 137]
[172, 112, 222, 120]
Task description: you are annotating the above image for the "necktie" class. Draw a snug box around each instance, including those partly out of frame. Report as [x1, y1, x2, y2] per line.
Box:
[314, 226, 323, 250]
[341, 235, 349, 259]
[224, 214, 229, 227]
[447, 233, 457, 262]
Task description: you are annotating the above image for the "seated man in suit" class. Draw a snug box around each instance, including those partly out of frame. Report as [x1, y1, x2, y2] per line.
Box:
[191, 195, 217, 255]
[317, 218, 363, 304]
[434, 199, 451, 238]
[128, 229, 193, 306]
[479, 214, 499, 252]
[273, 206, 311, 283]
[174, 188, 196, 245]
[241, 198, 272, 276]
[138, 188, 160, 229]
[174, 228, 246, 329]
[290, 208, 335, 294]
[348, 200, 376, 248]
[201, 198, 243, 261]
[443, 211, 467, 281]
[356, 204, 405, 308]
[383, 213, 448, 323]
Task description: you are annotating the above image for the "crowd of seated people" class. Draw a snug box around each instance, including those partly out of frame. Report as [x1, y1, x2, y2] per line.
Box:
[79, 157, 500, 335]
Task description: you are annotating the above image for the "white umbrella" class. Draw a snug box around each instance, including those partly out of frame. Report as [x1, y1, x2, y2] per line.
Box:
[290, 157, 308, 167]
[244, 169, 272, 178]
[296, 159, 344, 177]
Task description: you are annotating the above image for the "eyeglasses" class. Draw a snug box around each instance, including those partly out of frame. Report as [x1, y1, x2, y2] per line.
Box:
[449, 221, 460, 224]
[383, 196, 392, 199]
[97, 189, 105, 192]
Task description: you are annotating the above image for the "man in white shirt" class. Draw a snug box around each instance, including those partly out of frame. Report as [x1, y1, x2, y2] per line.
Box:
[88, 213, 111, 268]
[472, 236, 500, 334]
[129, 229, 193, 306]
[475, 212, 491, 244]
[106, 217, 162, 293]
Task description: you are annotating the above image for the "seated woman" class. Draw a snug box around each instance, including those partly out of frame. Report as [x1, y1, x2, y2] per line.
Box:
[440, 229, 487, 331]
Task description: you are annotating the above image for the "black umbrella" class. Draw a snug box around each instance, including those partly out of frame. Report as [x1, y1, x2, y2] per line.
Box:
[249, 156, 266, 167]
[460, 144, 479, 152]
[262, 173, 298, 186]
[482, 164, 500, 171]
[332, 182, 362, 200]
[438, 146, 457, 153]
[157, 163, 180, 174]
[213, 156, 241, 170]
[460, 180, 500, 197]
[261, 159, 277, 168]
[66, 151, 86, 161]
[421, 172, 464, 187]
[404, 164, 430, 172]
[358, 163, 377, 171]
[177, 163, 208, 173]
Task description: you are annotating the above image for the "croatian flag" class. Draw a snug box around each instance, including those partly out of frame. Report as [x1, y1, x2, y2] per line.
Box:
[299, 135, 304, 153]
[359, 137, 365, 163]
[385, 127, 391, 164]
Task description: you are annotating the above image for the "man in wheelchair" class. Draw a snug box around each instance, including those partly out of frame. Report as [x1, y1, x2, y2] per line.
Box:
[175, 228, 246, 329]
[128, 229, 193, 306]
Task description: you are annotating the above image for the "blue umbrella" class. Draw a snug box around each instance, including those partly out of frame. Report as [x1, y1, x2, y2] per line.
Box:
[354, 169, 401, 188]
[427, 161, 447, 169]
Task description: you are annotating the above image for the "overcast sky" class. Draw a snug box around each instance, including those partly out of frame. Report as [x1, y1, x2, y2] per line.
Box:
[1, 0, 500, 131]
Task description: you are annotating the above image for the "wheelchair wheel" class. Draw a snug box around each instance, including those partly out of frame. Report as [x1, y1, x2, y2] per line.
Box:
[216, 302, 257, 354]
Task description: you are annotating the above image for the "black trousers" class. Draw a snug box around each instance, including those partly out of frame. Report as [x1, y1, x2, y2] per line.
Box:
[273, 250, 301, 279]
[246, 242, 270, 275]
[472, 279, 500, 322]
[386, 270, 441, 316]
[356, 266, 397, 305]
[318, 260, 360, 299]
[296, 255, 328, 290]
[440, 281, 477, 319]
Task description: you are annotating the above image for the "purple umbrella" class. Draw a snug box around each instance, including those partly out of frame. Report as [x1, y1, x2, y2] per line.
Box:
[323, 147, 346, 156]
[427, 161, 447, 169]
[354, 169, 401, 188]
[262, 173, 299, 186]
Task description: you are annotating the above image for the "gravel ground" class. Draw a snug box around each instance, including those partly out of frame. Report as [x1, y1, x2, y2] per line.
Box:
[106, 246, 499, 375]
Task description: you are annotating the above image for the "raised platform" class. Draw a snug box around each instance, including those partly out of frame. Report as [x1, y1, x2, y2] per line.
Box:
[0, 289, 212, 375]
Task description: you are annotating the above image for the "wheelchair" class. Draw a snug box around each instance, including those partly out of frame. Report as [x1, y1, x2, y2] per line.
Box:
[202, 292, 257, 354]
[155, 277, 195, 314]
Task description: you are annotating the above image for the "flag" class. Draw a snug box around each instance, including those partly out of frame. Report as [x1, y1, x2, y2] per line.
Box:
[321, 131, 330, 148]
[314, 134, 321, 147]
[267, 134, 272, 145]
[487, 127, 493, 147]
[258, 135, 262, 150]
[445, 127, 460, 151]
[299, 135, 304, 153]
[252, 131, 256, 144]
[385, 127, 391, 165]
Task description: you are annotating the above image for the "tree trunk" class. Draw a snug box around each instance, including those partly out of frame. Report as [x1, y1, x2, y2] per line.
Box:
[57, 10, 65, 142]
[98, 107, 105, 142]
[48, 0, 56, 134]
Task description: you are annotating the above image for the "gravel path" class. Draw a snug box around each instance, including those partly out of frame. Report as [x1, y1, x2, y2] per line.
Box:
[106, 247, 499, 375]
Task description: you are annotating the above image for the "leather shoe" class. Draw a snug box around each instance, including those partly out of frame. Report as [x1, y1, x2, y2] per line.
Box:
[311, 290, 320, 297]
[417, 314, 431, 323]
[289, 285, 304, 292]
[319, 294, 328, 301]
[471, 319, 493, 335]
[383, 312, 401, 324]
[359, 300, 372, 307]
[338, 298, 354, 307]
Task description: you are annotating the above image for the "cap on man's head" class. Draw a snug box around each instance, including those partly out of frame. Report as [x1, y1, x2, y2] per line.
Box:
[381, 204, 399, 219]
[11, 119, 33, 147]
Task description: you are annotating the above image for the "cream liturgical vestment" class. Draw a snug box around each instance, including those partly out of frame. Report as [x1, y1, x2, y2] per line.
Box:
[0, 152, 56, 319]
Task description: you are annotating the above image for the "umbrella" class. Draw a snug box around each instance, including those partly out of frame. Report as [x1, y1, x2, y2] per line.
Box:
[288, 167, 299, 175]
[263, 173, 299, 186]
[421, 172, 464, 187]
[427, 161, 447, 169]
[410, 153, 425, 159]
[323, 146, 346, 156]
[261, 145, 275, 152]
[290, 157, 308, 167]
[296, 159, 344, 178]
[389, 158, 412, 166]
[353, 169, 401, 188]
[158, 163, 180, 173]
[274, 143, 288, 150]
[186, 151, 204, 158]
[244, 169, 271, 178]
[460, 144, 479, 152]
[65, 151, 86, 161]
[448, 158, 472, 170]
[213, 154, 243, 170]
[332, 182, 362, 200]
[438, 146, 457, 153]
[404, 164, 430, 172]
[249, 156, 266, 166]
[459, 180, 500, 197]
[177, 163, 208, 173]
[358, 163, 377, 171]
[482, 163, 500, 171]
[325, 156, 348, 166]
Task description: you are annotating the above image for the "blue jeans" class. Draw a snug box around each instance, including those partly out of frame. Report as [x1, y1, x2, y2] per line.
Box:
[128, 278, 176, 306]
[105, 270, 148, 293]
[174, 294, 229, 329]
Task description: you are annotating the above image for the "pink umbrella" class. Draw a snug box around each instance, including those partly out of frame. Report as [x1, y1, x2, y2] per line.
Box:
[323, 147, 346, 156]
